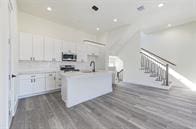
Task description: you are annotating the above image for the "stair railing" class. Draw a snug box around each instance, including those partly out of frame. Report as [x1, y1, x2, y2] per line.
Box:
[140, 48, 176, 86]
[117, 69, 124, 82]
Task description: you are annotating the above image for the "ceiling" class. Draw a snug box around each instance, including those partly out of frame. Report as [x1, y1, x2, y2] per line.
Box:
[17, 0, 196, 34]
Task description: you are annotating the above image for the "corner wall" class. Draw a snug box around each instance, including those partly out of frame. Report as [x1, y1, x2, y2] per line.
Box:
[0, 0, 10, 128]
[117, 32, 141, 83]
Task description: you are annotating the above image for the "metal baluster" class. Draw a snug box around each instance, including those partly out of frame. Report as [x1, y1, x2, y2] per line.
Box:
[144, 57, 148, 73]
[156, 65, 162, 81]
[146, 58, 150, 73]
[150, 62, 156, 77]
[165, 64, 169, 86]
[162, 69, 167, 85]
[140, 54, 145, 70]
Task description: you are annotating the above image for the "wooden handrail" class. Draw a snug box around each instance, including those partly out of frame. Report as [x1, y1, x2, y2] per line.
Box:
[140, 52, 166, 66]
[141, 48, 176, 66]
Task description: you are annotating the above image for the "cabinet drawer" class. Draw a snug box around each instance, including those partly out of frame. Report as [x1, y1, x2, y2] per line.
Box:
[19, 74, 45, 80]
[45, 73, 56, 78]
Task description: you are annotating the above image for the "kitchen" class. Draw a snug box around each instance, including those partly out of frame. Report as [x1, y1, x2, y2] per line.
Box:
[4, 0, 196, 129]
[17, 20, 112, 107]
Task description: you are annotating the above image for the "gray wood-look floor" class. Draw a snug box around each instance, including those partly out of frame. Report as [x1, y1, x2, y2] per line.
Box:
[11, 84, 196, 129]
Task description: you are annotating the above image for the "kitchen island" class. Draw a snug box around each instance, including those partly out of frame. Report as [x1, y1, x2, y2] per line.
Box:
[61, 71, 113, 108]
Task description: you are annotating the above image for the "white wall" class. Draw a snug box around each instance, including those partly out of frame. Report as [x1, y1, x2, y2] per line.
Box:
[141, 21, 196, 85]
[104, 20, 196, 89]
[117, 32, 141, 83]
[18, 11, 96, 42]
[0, 0, 10, 128]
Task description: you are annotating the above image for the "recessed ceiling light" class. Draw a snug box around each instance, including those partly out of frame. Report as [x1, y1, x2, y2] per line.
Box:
[158, 3, 164, 8]
[137, 5, 145, 11]
[168, 24, 172, 27]
[113, 18, 118, 22]
[47, 7, 52, 11]
[96, 27, 100, 31]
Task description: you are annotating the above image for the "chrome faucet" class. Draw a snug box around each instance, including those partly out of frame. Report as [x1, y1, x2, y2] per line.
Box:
[90, 61, 96, 72]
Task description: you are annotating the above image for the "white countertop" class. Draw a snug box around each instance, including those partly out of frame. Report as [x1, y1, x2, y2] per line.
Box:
[61, 71, 112, 78]
[18, 69, 61, 75]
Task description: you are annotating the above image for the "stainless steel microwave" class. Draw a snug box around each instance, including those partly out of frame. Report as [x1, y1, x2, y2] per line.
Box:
[62, 53, 77, 61]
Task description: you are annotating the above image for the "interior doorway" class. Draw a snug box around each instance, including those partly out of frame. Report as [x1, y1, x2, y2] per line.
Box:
[108, 56, 124, 83]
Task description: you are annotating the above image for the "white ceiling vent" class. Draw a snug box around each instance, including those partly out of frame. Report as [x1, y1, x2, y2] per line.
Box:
[137, 6, 145, 11]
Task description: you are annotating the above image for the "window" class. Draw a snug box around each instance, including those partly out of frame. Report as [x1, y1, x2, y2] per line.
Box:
[108, 56, 123, 71]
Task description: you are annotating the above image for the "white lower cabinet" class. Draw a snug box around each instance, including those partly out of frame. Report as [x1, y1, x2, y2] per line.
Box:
[55, 72, 62, 88]
[33, 77, 45, 93]
[45, 73, 56, 91]
[19, 72, 61, 98]
[19, 78, 34, 96]
[19, 74, 45, 97]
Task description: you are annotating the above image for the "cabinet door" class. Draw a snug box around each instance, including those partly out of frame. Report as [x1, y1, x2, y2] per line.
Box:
[86, 44, 93, 55]
[19, 32, 33, 60]
[87, 45, 99, 56]
[63, 41, 76, 54]
[34, 77, 45, 93]
[55, 72, 62, 88]
[44, 37, 54, 61]
[54, 39, 62, 62]
[46, 73, 56, 91]
[93, 46, 100, 56]
[19, 79, 33, 96]
[77, 43, 87, 62]
[33, 35, 44, 61]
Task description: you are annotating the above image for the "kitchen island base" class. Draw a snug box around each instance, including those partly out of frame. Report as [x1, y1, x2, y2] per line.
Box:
[61, 71, 113, 108]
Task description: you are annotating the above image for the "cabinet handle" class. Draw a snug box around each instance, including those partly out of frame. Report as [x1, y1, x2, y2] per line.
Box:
[31, 79, 32, 83]
[30, 57, 32, 61]
[33, 57, 35, 61]
[34, 79, 36, 82]
[49, 74, 53, 76]
[54, 77, 56, 80]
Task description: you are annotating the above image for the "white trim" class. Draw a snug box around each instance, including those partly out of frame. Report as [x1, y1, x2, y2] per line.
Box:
[121, 82, 172, 90]
[18, 88, 61, 99]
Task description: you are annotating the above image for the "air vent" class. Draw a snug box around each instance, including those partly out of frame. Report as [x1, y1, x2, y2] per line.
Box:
[92, 5, 99, 11]
[137, 6, 145, 11]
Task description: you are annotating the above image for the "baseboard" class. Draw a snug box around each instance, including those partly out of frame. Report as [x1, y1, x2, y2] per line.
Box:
[18, 88, 61, 99]
[13, 100, 18, 116]
[120, 82, 172, 90]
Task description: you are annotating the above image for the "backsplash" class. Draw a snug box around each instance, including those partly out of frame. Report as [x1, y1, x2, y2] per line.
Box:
[18, 61, 91, 73]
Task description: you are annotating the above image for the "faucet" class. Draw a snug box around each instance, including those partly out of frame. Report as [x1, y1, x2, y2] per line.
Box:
[90, 61, 96, 72]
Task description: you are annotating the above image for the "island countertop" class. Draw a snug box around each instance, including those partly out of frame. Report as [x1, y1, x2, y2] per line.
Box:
[60, 71, 113, 78]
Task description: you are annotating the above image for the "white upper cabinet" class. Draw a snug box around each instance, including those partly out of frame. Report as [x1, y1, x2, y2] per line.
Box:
[45, 37, 62, 61]
[77, 43, 88, 62]
[19, 32, 101, 62]
[86, 44, 100, 56]
[33, 35, 44, 61]
[19, 32, 33, 60]
[44, 37, 54, 61]
[62, 41, 76, 54]
[54, 39, 62, 62]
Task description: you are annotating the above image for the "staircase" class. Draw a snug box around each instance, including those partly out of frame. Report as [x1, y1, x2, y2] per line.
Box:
[140, 48, 176, 87]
